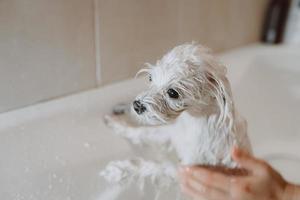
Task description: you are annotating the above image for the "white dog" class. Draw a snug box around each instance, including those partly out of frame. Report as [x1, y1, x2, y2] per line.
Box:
[100, 43, 252, 199]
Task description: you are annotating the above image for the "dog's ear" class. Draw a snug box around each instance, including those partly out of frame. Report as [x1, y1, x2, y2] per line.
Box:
[205, 71, 218, 88]
[135, 63, 155, 84]
[204, 71, 234, 129]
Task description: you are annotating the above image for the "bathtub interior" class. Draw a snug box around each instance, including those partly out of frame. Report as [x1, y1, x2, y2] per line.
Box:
[223, 45, 300, 183]
[0, 45, 300, 200]
[0, 78, 148, 200]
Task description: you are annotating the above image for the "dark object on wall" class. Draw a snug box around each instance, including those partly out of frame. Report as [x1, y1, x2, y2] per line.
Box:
[261, 0, 292, 44]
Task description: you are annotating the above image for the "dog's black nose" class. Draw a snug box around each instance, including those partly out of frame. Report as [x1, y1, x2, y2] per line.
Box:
[133, 100, 146, 114]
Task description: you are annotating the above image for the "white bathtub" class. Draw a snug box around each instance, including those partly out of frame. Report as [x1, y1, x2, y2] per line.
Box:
[0, 44, 300, 200]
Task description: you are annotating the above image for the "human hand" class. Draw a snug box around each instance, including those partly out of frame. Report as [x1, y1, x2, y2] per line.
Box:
[178, 147, 297, 200]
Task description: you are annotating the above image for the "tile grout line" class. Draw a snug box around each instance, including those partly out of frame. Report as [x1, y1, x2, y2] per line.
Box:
[94, 0, 102, 86]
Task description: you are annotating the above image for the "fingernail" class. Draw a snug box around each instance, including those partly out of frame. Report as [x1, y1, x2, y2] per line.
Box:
[185, 166, 191, 172]
[192, 169, 205, 180]
[233, 147, 241, 157]
[230, 178, 238, 183]
[177, 166, 183, 172]
[179, 166, 192, 173]
[178, 166, 185, 173]
[178, 166, 188, 180]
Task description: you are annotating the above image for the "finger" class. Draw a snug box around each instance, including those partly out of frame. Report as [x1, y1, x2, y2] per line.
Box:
[232, 147, 266, 175]
[181, 183, 206, 200]
[183, 173, 229, 200]
[189, 166, 231, 193]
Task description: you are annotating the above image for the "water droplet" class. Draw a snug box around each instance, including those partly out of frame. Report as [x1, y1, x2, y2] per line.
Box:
[24, 167, 30, 173]
[84, 142, 91, 148]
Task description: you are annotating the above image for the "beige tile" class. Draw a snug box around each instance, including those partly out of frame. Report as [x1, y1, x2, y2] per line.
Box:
[97, 0, 180, 84]
[0, 0, 269, 113]
[174, 0, 269, 51]
[0, 0, 96, 112]
[97, 0, 269, 85]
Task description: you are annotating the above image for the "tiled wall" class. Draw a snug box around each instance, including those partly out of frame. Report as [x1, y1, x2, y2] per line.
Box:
[97, 0, 269, 84]
[0, 0, 96, 112]
[0, 0, 268, 113]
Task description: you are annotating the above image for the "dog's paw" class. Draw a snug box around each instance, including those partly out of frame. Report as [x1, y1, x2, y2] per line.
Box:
[99, 163, 126, 183]
[103, 115, 114, 126]
[103, 115, 127, 135]
[103, 115, 121, 128]
[100, 160, 138, 184]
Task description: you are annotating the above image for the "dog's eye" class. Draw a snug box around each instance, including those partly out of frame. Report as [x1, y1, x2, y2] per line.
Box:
[149, 75, 152, 82]
[167, 88, 179, 99]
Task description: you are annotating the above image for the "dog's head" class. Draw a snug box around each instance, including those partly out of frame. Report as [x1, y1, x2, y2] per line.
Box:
[132, 43, 234, 126]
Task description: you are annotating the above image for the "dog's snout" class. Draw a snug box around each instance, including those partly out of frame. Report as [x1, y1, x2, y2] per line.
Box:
[133, 100, 146, 114]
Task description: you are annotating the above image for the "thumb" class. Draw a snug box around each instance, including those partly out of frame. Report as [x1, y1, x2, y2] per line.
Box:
[232, 147, 266, 175]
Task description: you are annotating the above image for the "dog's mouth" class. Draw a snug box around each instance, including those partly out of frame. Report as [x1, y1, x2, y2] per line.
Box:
[130, 103, 187, 126]
[130, 105, 166, 125]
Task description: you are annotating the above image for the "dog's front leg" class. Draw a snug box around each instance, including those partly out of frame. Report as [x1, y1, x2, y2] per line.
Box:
[104, 115, 172, 145]
[100, 158, 177, 187]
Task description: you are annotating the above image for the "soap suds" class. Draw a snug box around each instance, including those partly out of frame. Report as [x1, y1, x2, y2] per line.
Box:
[97, 185, 125, 200]
[99, 158, 178, 199]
